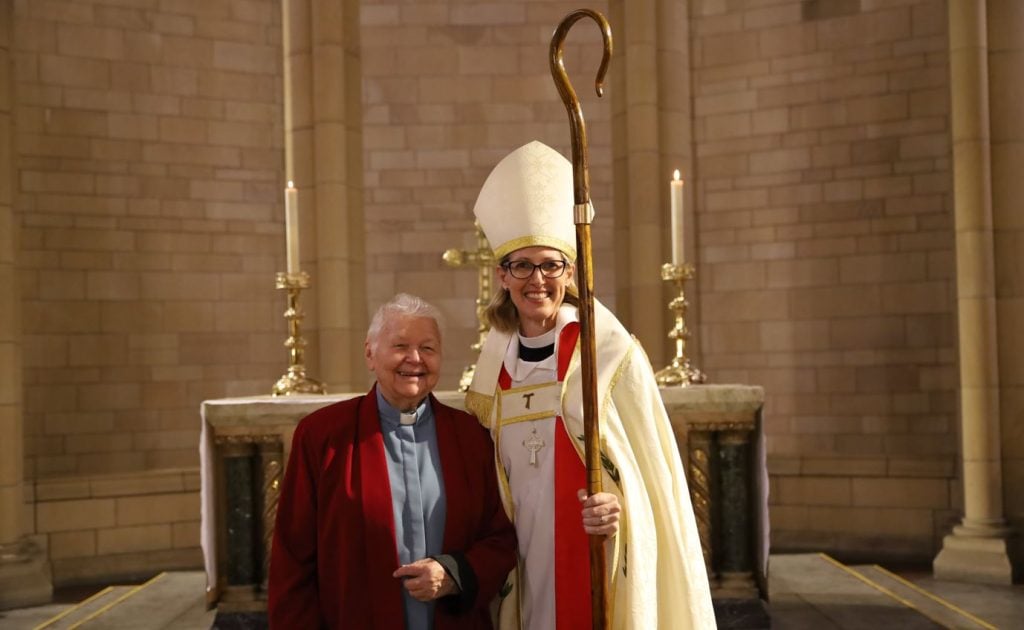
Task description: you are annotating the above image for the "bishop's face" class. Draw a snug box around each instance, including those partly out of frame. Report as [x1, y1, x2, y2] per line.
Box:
[497, 246, 575, 338]
[365, 315, 442, 411]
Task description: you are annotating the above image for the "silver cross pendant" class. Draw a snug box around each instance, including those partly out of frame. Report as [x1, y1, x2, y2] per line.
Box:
[523, 429, 545, 467]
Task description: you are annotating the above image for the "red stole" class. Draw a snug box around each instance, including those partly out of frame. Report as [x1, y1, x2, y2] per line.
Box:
[499, 323, 591, 629]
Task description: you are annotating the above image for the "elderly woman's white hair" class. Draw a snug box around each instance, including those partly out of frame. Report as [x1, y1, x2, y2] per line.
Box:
[365, 293, 444, 348]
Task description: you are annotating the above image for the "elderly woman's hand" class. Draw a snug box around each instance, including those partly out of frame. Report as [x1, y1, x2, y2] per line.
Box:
[577, 489, 621, 537]
[393, 558, 457, 601]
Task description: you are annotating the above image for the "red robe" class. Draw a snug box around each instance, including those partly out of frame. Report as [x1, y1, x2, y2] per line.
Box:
[268, 387, 517, 629]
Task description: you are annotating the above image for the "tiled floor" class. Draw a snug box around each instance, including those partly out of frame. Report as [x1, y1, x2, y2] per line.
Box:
[1, 554, 1021, 629]
[768, 554, 1021, 629]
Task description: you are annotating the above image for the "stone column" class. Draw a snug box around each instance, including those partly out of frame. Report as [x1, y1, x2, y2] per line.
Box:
[287, 0, 367, 393]
[609, 0, 697, 366]
[933, 0, 1016, 584]
[0, 0, 18, 560]
[0, 0, 52, 609]
[988, 0, 1024, 574]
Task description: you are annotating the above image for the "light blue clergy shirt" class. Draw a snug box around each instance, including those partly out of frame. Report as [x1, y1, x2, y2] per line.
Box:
[377, 389, 447, 630]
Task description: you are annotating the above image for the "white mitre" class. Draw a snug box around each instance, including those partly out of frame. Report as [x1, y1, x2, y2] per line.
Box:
[472, 141, 585, 261]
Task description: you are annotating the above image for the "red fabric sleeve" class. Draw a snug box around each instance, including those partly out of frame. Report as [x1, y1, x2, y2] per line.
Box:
[458, 420, 518, 612]
[268, 421, 326, 629]
[432, 403, 517, 629]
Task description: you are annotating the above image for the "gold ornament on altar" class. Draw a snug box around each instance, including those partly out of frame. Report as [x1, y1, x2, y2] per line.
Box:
[655, 169, 705, 387]
[275, 0, 322, 398]
[654, 262, 706, 387]
[442, 221, 494, 392]
[272, 271, 326, 396]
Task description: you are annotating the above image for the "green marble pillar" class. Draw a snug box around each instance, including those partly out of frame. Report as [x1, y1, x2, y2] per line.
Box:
[717, 430, 756, 596]
[223, 445, 258, 587]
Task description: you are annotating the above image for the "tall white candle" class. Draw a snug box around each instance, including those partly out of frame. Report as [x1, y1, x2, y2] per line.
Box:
[282, 0, 294, 182]
[285, 181, 300, 274]
[670, 169, 684, 265]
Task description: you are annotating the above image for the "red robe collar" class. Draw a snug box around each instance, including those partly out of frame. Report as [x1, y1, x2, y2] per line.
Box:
[498, 321, 580, 389]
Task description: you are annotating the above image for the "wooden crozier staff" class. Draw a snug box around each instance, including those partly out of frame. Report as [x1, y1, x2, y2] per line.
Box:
[549, 9, 613, 630]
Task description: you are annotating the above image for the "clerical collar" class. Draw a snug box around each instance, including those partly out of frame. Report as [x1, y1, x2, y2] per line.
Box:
[517, 327, 556, 362]
[375, 388, 430, 428]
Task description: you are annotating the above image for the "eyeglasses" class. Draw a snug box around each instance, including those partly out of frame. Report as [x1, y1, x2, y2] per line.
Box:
[502, 259, 569, 279]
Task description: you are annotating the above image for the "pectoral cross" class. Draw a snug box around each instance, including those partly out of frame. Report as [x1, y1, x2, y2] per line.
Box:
[523, 429, 545, 467]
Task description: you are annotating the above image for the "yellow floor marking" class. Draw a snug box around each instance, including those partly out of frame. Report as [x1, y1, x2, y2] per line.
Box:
[32, 586, 115, 630]
[66, 572, 167, 630]
[870, 564, 998, 630]
[818, 553, 953, 629]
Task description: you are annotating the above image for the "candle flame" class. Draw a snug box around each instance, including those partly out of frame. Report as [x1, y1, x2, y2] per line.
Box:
[287, 180, 295, 189]
[673, 169, 681, 182]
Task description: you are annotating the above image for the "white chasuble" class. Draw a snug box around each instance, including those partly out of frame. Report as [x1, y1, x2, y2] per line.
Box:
[498, 337, 558, 630]
[467, 301, 716, 630]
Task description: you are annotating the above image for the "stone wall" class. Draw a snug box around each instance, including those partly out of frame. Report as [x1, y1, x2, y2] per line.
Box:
[15, 0, 285, 481]
[360, 0, 615, 388]
[689, 0, 957, 559]
[30, 469, 200, 585]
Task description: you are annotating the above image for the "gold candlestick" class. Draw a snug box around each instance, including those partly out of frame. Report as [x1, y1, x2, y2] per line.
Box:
[443, 221, 494, 392]
[272, 271, 326, 396]
[655, 262, 706, 387]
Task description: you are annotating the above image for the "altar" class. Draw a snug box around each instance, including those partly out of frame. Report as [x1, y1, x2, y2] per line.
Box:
[200, 384, 767, 613]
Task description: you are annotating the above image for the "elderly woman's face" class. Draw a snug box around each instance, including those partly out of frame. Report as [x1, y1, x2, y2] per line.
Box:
[364, 315, 442, 412]
[497, 246, 574, 336]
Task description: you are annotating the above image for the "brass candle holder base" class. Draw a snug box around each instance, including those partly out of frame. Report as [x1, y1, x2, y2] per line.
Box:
[655, 262, 706, 387]
[272, 271, 326, 396]
[272, 367, 326, 397]
[655, 355, 707, 387]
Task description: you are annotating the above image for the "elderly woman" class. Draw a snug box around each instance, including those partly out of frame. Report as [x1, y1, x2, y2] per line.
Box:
[465, 141, 715, 630]
[270, 294, 517, 629]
